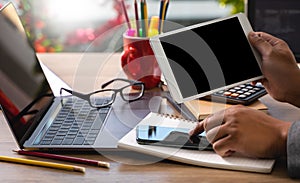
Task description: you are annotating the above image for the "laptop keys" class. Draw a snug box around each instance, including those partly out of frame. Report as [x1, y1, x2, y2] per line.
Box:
[73, 137, 85, 145]
[38, 97, 110, 146]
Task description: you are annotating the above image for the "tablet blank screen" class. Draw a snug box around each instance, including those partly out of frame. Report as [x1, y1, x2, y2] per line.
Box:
[160, 17, 262, 98]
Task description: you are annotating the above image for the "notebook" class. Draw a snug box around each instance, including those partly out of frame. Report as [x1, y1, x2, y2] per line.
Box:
[182, 97, 268, 121]
[0, 3, 158, 151]
[118, 112, 275, 173]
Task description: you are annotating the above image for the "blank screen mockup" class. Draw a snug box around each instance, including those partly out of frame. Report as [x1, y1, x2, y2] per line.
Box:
[159, 17, 262, 98]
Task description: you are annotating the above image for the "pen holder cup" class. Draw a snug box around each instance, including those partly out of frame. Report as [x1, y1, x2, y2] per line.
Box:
[121, 34, 161, 90]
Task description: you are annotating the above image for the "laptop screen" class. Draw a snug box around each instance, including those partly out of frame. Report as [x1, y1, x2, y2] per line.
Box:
[0, 3, 54, 144]
[247, 0, 300, 60]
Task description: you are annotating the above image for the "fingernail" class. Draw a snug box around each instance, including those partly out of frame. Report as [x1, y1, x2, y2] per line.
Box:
[250, 32, 259, 38]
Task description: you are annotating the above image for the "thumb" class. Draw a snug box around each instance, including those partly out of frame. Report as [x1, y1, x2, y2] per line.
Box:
[248, 32, 272, 55]
[189, 121, 204, 136]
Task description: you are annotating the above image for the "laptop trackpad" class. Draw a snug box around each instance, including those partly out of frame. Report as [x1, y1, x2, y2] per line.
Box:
[94, 92, 163, 148]
[94, 109, 150, 148]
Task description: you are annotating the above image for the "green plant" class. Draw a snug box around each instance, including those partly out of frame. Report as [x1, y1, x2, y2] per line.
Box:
[219, 0, 244, 14]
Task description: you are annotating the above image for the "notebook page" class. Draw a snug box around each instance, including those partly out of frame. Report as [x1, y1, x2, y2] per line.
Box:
[118, 112, 275, 173]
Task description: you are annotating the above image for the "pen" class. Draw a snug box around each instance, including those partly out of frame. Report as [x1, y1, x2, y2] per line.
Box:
[158, 0, 165, 34]
[120, 0, 131, 29]
[163, 0, 170, 21]
[0, 155, 85, 173]
[162, 93, 198, 121]
[14, 150, 110, 168]
[160, 0, 169, 33]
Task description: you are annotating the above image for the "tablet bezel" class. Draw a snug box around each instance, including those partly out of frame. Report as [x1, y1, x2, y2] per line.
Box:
[150, 13, 263, 103]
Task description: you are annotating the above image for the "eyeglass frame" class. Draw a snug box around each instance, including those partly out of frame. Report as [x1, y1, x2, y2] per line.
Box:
[60, 78, 145, 108]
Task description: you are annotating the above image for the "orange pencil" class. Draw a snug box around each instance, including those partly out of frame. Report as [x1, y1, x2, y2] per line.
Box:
[143, 0, 149, 37]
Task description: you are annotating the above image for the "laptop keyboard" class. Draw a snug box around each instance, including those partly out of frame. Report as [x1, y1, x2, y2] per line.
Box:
[38, 97, 111, 146]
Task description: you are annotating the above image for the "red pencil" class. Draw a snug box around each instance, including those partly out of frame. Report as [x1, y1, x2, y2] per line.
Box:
[13, 150, 110, 168]
[134, 0, 140, 36]
[120, 0, 131, 29]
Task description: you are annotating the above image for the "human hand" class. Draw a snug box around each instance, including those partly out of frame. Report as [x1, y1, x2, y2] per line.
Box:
[249, 32, 300, 107]
[190, 105, 291, 158]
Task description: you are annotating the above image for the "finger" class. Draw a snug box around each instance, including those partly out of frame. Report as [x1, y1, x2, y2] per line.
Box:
[203, 111, 225, 132]
[260, 78, 269, 91]
[212, 135, 236, 157]
[223, 150, 235, 157]
[205, 122, 229, 144]
[251, 79, 264, 86]
[248, 32, 273, 55]
[256, 32, 282, 46]
[189, 121, 204, 136]
[205, 125, 222, 143]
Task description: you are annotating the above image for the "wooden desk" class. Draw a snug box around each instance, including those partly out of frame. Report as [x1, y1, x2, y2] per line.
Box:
[1, 53, 300, 182]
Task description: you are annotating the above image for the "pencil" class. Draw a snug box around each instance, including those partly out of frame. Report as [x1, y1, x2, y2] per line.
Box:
[0, 155, 85, 173]
[143, 0, 149, 37]
[120, 0, 131, 29]
[14, 150, 110, 168]
[140, 0, 145, 37]
[134, 0, 140, 37]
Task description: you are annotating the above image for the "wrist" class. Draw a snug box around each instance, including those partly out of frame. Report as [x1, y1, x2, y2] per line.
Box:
[285, 70, 300, 107]
[278, 121, 292, 157]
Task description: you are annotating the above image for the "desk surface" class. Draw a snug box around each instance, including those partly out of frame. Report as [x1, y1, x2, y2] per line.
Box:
[1, 53, 300, 182]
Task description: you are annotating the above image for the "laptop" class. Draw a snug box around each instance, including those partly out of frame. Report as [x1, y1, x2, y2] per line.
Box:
[246, 0, 300, 61]
[0, 3, 160, 151]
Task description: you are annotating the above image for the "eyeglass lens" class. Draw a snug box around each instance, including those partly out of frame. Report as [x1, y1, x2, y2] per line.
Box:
[121, 84, 143, 101]
[89, 91, 115, 108]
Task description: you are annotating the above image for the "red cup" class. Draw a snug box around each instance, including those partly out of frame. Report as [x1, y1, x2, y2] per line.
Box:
[121, 34, 161, 89]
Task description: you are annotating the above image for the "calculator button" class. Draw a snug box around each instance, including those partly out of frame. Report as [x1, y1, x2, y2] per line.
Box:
[224, 92, 231, 96]
[253, 87, 261, 91]
[244, 92, 252, 96]
[230, 93, 239, 98]
[203, 82, 267, 105]
[217, 90, 224, 94]
[236, 90, 244, 94]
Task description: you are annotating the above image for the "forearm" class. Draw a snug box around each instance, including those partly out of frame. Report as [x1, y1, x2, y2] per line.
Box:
[287, 121, 300, 178]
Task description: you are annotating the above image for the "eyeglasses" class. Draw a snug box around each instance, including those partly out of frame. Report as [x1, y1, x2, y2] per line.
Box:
[60, 78, 145, 108]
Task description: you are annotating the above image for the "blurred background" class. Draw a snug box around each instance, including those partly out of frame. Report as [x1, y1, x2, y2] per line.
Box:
[0, 0, 239, 52]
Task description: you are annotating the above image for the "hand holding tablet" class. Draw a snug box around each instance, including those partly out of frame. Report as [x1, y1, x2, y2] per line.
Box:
[150, 13, 263, 103]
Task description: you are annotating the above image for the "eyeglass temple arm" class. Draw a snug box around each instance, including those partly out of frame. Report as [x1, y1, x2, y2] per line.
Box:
[60, 88, 89, 101]
[101, 78, 138, 89]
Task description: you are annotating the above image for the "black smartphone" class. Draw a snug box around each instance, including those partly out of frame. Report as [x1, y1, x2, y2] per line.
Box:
[136, 125, 212, 150]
